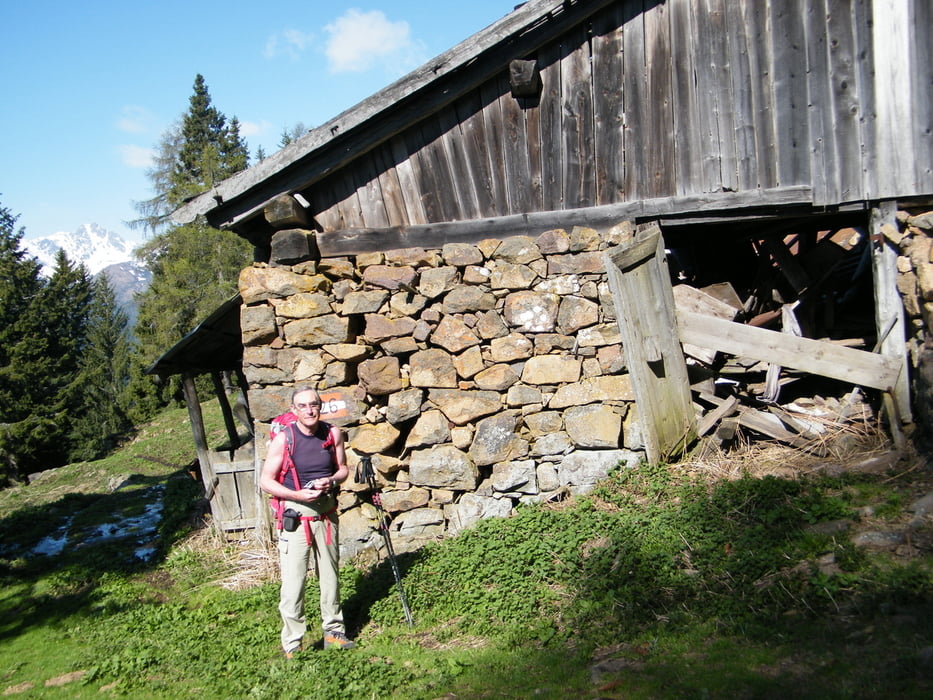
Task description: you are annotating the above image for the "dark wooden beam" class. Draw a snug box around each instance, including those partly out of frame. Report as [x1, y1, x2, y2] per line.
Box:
[182, 373, 218, 501]
[314, 186, 815, 257]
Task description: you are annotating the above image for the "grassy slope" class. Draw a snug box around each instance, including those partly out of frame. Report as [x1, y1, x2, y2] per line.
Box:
[0, 404, 931, 699]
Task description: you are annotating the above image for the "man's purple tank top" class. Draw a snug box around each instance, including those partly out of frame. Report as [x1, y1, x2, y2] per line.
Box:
[286, 422, 335, 489]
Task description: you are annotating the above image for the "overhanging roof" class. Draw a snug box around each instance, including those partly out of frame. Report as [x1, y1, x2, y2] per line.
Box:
[146, 295, 243, 377]
[171, 0, 617, 232]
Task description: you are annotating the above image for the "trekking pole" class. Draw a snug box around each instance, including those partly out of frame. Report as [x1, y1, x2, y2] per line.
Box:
[355, 454, 414, 627]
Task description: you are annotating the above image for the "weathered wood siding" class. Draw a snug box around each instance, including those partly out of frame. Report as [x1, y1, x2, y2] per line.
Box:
[304, 0, 931, 234]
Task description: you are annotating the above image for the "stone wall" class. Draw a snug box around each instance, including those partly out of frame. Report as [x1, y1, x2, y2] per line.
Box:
[238, 223, 646, 561]
[893, 209, 933, 435]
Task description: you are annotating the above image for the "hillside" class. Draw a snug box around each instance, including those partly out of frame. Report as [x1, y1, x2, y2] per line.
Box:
[0, 404, 931, 698]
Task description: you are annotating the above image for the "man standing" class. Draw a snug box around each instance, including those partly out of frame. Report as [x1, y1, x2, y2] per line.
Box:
[260, 387, 355, 656]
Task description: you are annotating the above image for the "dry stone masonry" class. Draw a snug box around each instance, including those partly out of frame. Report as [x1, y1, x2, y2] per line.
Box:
[239, 224, 644, 560]
[893, 209, 933, 433]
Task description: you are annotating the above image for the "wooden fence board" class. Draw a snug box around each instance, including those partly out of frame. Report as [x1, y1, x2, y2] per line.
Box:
[537, 40, 564, 211]
[826, 0, 862, 202]
[499, 71, 535, 214]
[690, 0, 724, 191]
[708, 0, 737, 192]
[871, 0, 914, 197]
[805, 0, 833, 203]
[725, 0, 758, 191]
[770, 0, 810, 187]
[479, 79, 510, 215]
[644, 1, 674, 196]
[744, 0, 778, 189]
[455, 89, 499, 217]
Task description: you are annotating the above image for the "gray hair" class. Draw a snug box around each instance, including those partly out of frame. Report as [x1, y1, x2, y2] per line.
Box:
[290, 386, 321, 404]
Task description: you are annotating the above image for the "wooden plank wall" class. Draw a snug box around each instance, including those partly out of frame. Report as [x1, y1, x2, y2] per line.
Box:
[309, 0, 932, 234]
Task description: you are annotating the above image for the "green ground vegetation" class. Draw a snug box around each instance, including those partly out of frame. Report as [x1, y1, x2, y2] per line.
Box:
[1, 405, 931, 698]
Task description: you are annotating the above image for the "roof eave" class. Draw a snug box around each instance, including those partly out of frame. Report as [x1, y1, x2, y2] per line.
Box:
[171, 0, 612, 231]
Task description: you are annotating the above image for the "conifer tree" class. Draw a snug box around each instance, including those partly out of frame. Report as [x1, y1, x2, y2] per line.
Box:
[131, 75, 252, 412]
[0, 205, 98, 479]
[66, 275, 134, 461]
[0, 202, 48, 482]
[129, 121, 184, 236]
[38, 251, 93, 400]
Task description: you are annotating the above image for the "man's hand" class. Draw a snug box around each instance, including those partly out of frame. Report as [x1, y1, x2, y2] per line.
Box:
[295, 487, 323, 502]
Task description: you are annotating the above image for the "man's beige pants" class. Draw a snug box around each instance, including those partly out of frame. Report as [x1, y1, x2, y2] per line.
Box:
[277, 496, 344, 653]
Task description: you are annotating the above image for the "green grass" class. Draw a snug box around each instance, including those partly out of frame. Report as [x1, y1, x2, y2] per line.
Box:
[1, 405, 931, 698]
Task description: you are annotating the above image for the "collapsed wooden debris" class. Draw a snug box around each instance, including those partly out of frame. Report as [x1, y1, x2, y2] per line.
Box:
[607, 213, 912, 462]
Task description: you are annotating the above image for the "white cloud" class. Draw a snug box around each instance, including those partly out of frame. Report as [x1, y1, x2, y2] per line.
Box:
[264, 28, 315, 60]
[119, 144, 155, 168]
[239, 119, 272, 138]
[116, 105, 153, 134]
[324, 9, 423, 74]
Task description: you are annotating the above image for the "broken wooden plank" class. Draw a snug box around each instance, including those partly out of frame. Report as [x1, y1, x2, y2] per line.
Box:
[737, 407, 820, 451]
[674, 284, 741, 364]
[762, 235, 811, 293]
[715, 417, 739, 445]
[605, 225, 696, 463]
[766, 405, 824, 439]
[676, 309, 901, 391]
[697, 395, 739, 436]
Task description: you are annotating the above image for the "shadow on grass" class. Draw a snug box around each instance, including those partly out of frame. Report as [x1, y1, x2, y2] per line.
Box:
[342, 549, 422, 636]
[0, 469, 201, 644]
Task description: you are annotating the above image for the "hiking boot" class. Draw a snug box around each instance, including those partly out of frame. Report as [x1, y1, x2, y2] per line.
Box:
[283, 645, 302, 659]
[323, 630, 356, 649]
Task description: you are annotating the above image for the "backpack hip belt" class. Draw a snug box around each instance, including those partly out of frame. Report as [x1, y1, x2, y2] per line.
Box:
[300, 507, 338, 546]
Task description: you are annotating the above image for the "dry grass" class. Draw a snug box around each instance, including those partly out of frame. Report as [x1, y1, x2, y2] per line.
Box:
[173, 517, 280, 591]
[681, 400, 906, 483]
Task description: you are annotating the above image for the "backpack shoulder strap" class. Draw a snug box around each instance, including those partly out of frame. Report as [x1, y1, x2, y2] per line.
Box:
[278, 424, 299, 485]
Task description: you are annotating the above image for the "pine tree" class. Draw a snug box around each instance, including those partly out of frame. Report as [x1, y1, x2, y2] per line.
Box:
[279, 121, 308, 147]
[0, 204, 46, 421]
[66, 275, 134, 461]
[0, 203, 47, 482]
[0, 204, 96, 480]
[130, 75, 252, 413]
[38, 251, 93, 401]
[223, 117, 250, 175]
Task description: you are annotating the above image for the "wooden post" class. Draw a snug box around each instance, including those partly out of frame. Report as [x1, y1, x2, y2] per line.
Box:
[181, 373, 218, 501]
[870, 202, 911, 446]
[604, 223, 696, 463]
[211, 371, 242, 451]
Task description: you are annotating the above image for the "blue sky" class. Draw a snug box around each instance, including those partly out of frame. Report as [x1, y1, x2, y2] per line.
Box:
[0, 1, 513, 244]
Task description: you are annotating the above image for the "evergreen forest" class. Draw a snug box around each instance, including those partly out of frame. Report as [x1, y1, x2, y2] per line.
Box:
[0, 74, 254, 485]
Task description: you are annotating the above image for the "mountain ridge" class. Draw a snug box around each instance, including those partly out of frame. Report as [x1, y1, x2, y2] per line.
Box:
[22, 223, 151, 323]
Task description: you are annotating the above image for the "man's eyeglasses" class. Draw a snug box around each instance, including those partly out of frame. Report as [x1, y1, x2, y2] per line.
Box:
[294, 403, 321, 412]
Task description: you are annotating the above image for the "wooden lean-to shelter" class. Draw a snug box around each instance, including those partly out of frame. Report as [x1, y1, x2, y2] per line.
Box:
[147, 296, 261, 533]
[169, 0, 932, 537]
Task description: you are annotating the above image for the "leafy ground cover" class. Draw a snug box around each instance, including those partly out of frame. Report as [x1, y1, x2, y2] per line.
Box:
[1, 405, 931, 698]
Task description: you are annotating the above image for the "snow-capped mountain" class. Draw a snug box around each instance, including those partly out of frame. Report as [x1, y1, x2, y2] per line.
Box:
[23, 224, 152, 325]
[24, 223, 138, 277]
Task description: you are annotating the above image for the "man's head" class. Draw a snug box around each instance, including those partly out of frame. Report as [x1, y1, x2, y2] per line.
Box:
[291, 387, 322, 428]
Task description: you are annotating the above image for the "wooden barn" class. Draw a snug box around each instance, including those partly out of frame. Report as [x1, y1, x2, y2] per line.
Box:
[170, 0, 933, 541]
